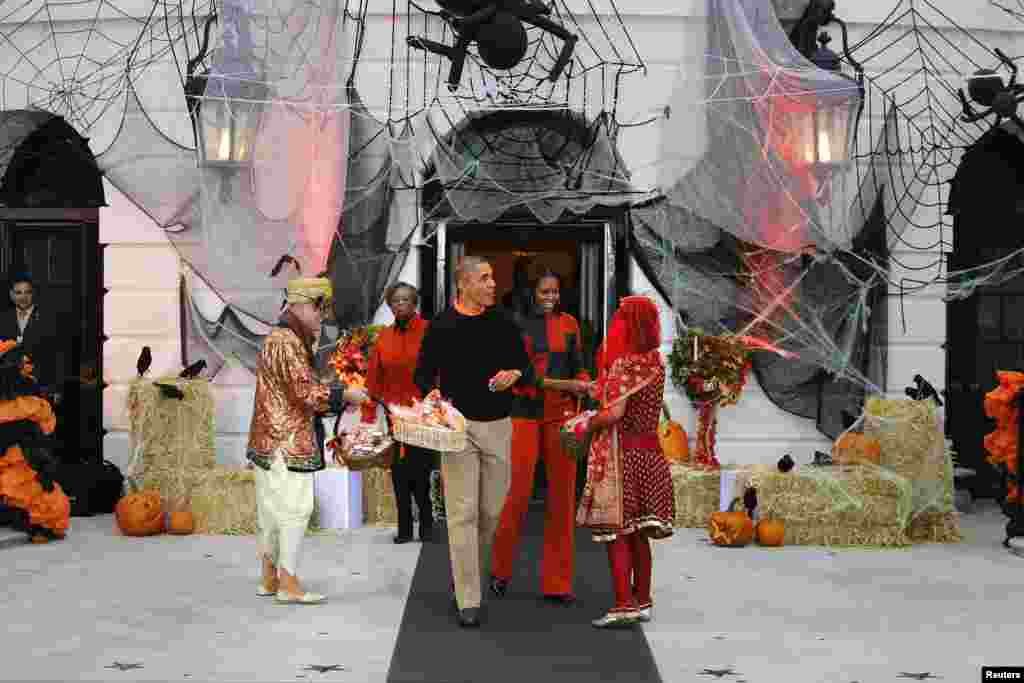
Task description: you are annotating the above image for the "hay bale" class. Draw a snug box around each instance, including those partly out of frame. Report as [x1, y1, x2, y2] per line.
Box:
[864, 397, 960, 542]
[907, 511, 963, 543]
[671, 465, 722, 528]
[748, 465, 912, 547]
[126, 378, 216, 483]
[362, 467, 397, 526]
[139, 465, 257, 535]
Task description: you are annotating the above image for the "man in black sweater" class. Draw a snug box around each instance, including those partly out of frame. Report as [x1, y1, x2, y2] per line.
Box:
[414, 255, 533, 628]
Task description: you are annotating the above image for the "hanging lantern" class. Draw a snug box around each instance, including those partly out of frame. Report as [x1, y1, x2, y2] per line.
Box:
[184, 0, 266, 168]
[801, 32, 860, 169]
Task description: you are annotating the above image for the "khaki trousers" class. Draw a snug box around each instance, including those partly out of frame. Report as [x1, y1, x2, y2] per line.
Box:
[441, 417, 513, 609]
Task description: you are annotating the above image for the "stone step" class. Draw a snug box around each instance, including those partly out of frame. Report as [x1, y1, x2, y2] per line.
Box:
[0, 527, 27, 550]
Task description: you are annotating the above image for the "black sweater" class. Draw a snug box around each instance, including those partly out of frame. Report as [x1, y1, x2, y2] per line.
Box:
[414, 307, 533, 422]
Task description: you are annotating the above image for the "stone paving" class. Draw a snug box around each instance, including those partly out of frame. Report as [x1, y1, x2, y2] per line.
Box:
[1, 500, 1020, 682]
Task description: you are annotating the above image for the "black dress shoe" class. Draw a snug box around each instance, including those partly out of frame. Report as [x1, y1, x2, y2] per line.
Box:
[393, 534, 413, 544]
[419, 526, 434, 543]
[457, 607, 480, 628]
[542, 593, 577, 606]
[489, 576, 508, 598]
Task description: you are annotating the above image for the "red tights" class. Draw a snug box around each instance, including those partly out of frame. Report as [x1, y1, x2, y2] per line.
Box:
[605, 532, 653, 611]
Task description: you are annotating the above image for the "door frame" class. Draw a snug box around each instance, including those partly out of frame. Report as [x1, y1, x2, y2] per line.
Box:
[419, 216, 630, 337]
[0, 207, 105, 460]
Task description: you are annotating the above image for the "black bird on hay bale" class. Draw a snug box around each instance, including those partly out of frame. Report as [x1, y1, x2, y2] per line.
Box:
[179, 360, 206, 380]
[154, 383, 185, 400]
[777, 454, 795, 473]
[136, 346, 152, 378]
[743, 487, 758, 518]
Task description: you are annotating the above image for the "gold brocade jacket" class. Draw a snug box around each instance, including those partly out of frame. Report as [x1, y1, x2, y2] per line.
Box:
[246, 326, 334, 472]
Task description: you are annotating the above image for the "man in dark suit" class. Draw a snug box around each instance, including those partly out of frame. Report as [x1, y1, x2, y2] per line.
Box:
[0, 275, 62, 391]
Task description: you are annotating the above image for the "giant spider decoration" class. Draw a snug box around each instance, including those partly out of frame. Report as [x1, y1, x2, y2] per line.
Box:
[406, 0, 577, 91]
[959, 47, 1024, 130]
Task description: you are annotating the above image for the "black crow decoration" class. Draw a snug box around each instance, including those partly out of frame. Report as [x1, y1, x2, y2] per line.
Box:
[270, 254, 301, 278]
[777, 453, 795, 473]
[905, 374, 943, 406]
[154, 383, 185, 400]
[179, 360, 206, 380]
[136, 346, 152, 377]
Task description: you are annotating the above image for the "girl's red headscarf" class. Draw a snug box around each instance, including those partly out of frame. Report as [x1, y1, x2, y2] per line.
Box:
[596, 295, 661, 374]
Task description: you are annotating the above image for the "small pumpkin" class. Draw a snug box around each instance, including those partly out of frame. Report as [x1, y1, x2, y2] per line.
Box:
[658, 403, 690, 463]
[115, 490, 164, 537]
[756, 518, 785, 546]
[166, 510, 195, 535]
[832, 432, 882, 466]
[709, 498, 754, 547]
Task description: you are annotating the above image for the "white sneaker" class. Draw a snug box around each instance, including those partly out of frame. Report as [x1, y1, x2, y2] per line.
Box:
[275, 591, 326, 604]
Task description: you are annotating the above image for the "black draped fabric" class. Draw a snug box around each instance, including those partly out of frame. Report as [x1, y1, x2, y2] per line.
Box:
[0, 110, 105, 208]
[629, 194, 889, 440]
[422, 109, 641, 223]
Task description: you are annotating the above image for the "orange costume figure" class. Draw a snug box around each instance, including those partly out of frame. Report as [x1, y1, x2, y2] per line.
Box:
[490, 270, 591, 602]
[361, 283, 435, 543]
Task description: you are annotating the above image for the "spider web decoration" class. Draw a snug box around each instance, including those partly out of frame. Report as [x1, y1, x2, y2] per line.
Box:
[0, 0, 217, 151]
[628, 0, 1017, 439]
[373, 0, 648, 228]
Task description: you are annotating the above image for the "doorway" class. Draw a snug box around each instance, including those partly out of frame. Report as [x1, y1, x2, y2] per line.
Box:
[0, 213, 103, 463]
[419, 219, 626, 501]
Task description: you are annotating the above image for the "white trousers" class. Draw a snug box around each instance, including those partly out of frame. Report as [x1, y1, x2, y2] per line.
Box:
[254, 452, 314, 576]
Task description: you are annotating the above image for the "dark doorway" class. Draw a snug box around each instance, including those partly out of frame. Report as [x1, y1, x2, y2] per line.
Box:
[420, 219, 627, 502]
[0, 213, 103, 462]
[946, 124, 1024, 500]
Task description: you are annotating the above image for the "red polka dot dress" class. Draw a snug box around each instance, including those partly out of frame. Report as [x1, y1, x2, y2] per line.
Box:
[583, 353, 676, 543]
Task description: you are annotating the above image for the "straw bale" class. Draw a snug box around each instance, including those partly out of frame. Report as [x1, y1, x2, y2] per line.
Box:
[907, 511, 962, 543]
[671, 465, 721, 527]
[126, 378, 216, 482]
[748, 466, 912, 547]
[139, 465, 256, 535]
[863, 397, 945, 481]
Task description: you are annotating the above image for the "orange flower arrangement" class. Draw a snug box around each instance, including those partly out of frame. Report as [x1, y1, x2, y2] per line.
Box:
[328, 325, 382, 390]
[983, 371, 1024, 504]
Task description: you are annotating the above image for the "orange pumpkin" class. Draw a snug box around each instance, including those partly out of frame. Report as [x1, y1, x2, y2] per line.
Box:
[709, 498, 754, 546]
[756, 518, 785, 546]
[0, 462, 43, 509]
[832, 432, 881, 466]
[658, 403, 690, 463]
[115, 490, 164, 537]
[167, 510, 195, 535]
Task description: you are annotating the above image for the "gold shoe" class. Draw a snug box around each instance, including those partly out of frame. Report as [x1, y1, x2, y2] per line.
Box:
[275, 591, 326, 605]
[591, 609, 640, 628]
[257, 583, 278, 596]
[637, 605, 652, 622]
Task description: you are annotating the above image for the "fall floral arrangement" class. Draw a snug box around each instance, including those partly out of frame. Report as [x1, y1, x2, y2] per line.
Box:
[668, 328, 753, 407]
[327, 325, 384, 389]
[983, 370, 1024, 505]
[668, 328, 753, 469]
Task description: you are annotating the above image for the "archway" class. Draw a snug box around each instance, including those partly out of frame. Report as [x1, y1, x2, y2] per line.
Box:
[946, 122, 1024, 500]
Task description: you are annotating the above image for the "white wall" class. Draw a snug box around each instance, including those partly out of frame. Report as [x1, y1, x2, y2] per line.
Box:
[4, 0, 1021, 469]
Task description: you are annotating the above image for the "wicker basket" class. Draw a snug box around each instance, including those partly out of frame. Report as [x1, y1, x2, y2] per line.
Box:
[560, 409, 597, 461]
[391, 417, 467, 453]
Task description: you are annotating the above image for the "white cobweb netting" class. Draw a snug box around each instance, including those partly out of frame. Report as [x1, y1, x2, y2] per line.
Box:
[0, 0, 1011, 522]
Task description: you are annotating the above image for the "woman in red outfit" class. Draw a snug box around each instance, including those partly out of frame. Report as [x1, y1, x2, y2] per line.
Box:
[577, 295, 675, 628]
[490, 269, 591, 603]
[362, 282, 435, 544]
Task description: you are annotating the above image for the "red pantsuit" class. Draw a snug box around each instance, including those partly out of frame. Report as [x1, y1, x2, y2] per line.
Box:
[491, 311, 589, 597]
[492, 417, 577, 595]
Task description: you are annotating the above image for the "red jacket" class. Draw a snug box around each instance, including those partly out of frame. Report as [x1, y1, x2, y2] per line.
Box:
[361, 316, 429, 422]
[512, 312, 590, 423]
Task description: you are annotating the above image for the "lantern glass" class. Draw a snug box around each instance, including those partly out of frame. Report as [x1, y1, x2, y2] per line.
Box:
[803, 91, 855, 167]
[197, 97, 260, 166]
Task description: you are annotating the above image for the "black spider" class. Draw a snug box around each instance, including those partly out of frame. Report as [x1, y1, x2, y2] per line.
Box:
[959, 47, 1024, 130]
[406, 0, 577, 90]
